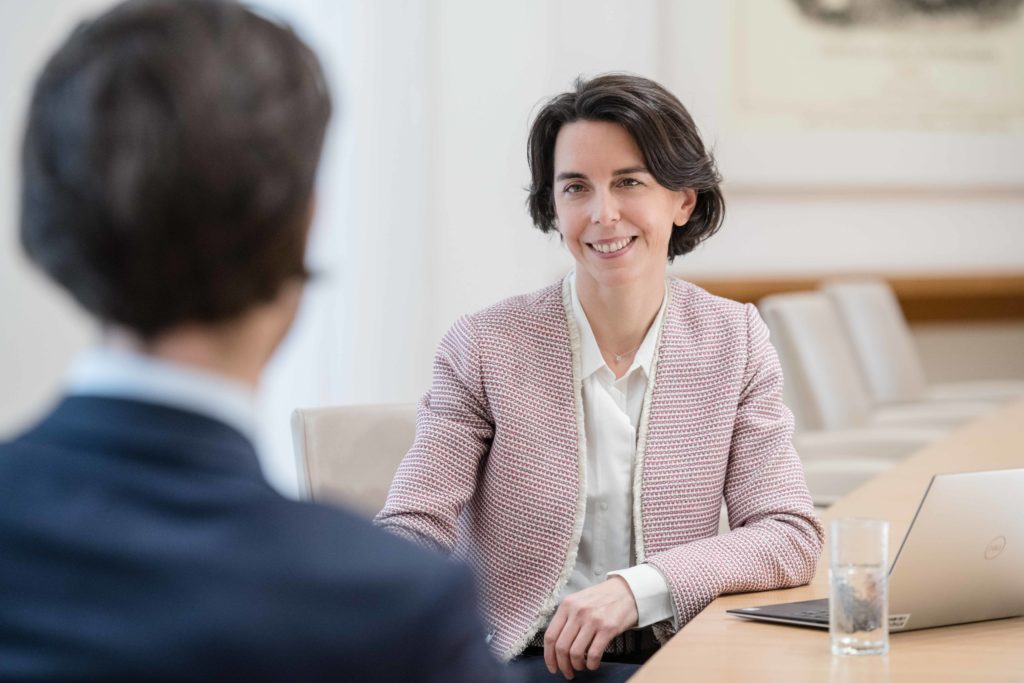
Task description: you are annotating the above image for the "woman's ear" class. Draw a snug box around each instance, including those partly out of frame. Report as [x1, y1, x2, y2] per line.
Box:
[673, 189, 698, 227]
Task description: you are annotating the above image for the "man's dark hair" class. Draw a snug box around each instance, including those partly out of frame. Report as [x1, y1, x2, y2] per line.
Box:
[526, 73, 724, 262]
[20, 0, 331, 338]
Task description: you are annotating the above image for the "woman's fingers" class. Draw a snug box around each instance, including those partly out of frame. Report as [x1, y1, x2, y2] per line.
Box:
[586, 626, 616, 671]
[543, 606, 568, 675]
[569, 622, 597, 672]
[554, 613, 582, 679]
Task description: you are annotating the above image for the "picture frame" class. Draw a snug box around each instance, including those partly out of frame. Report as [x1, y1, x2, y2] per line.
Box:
[661, 0, 1024, 191]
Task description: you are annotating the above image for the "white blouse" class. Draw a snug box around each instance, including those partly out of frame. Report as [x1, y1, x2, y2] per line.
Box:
[557, 272, 675, 628]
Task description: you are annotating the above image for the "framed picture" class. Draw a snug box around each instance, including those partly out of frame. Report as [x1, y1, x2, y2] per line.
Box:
[663, 0, 1024, 191]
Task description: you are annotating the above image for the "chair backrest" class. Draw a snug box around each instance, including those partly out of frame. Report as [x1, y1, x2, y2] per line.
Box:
[822, 278, 929, 405]
[290, 403, 417, 517]
[758, 292, 874, 431]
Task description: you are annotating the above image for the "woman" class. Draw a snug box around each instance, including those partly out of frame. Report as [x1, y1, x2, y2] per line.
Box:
[376, 74, 823, 679]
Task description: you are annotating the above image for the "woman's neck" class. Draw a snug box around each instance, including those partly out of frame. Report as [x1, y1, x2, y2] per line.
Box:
[576, 271, 666, 376]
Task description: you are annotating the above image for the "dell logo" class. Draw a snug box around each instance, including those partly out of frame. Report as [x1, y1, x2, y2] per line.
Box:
[984, 536, 1006, 560]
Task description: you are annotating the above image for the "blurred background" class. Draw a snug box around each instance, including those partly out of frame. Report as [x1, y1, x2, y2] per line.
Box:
[2, 0, 1022, 497]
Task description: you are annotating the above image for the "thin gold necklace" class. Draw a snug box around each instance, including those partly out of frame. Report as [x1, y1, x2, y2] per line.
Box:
[612, 344, 642, 364]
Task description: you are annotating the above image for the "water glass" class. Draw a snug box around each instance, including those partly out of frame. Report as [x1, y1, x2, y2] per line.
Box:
[829, 518, 889, 656]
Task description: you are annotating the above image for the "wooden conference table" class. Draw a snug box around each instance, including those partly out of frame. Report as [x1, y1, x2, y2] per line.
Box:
[632, 400, 1024, 682]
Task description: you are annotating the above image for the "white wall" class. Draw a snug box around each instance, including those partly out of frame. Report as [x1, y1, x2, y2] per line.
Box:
[3, 0, 1023, 495]
[348, 0, 1024, 402]
[0, 0, 110, 437]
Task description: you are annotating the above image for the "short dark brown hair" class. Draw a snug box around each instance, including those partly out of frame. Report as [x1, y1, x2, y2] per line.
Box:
[20, 0, 331, 338]
[526, 73, 724, 262]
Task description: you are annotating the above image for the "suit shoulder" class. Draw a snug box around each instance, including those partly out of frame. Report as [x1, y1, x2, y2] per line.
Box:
[0, 432, 66, 478]
[263, 497, 461, 582]
[266, 502, 485, 656]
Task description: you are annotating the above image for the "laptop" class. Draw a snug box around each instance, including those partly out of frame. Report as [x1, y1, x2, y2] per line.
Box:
[727, 468, 1024, 632]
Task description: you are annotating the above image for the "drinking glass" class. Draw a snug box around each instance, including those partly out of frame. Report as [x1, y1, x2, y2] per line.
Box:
[829, 518, 889, 656]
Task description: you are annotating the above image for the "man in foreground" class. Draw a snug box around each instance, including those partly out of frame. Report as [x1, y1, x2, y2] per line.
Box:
[0, 1, 512, 680]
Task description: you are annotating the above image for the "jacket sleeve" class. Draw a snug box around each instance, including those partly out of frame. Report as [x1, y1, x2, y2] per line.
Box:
[644, 303, 825, 634]
[374, 315, 493, 553]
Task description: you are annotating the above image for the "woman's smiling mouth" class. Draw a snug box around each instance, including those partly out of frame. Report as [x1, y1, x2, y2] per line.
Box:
[588, 236, 637, 256]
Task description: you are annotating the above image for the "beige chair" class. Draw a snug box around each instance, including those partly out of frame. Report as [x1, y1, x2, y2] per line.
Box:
[823, 277, 1024, 406]
[758, 291, 993, 433]
[290, 403, 417, 517]
[758, 291, 991, 505]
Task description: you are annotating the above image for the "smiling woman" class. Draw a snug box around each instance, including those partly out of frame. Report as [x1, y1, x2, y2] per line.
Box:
[375, 73, 823, 682]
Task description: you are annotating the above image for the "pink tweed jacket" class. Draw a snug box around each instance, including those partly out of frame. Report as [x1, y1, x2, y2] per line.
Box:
[376, 277, 823, 660]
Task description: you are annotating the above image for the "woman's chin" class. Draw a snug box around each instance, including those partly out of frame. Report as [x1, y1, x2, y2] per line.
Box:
[578, 260, 664, 291]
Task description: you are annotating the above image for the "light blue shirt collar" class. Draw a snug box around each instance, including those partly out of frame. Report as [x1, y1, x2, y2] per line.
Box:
[66, 346, 258, 443]
[568, 271, 665, 381]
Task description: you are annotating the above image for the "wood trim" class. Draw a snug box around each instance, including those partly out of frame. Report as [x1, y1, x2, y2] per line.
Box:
[685, 273, 1024, 323]
[721, 185, 1024, 201]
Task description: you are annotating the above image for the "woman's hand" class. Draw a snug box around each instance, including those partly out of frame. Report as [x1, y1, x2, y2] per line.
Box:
[543, 576, 638, 679]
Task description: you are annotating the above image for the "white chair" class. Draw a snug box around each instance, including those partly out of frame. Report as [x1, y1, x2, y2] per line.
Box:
[791, 428, 936, 506]
[758, 292, 994, 433]
[290, 403, 417, 517]
[758, 292, 991, 506]
[823, 278, 1024, 406]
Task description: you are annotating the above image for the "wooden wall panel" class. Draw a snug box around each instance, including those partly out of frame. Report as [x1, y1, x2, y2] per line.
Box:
[687, 273, 1024, 323]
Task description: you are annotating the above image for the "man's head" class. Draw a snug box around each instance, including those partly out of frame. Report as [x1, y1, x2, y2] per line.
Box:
[20, 0, 331, 343]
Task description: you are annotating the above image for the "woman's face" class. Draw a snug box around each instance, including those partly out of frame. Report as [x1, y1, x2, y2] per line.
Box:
[552, 120, 695, 292]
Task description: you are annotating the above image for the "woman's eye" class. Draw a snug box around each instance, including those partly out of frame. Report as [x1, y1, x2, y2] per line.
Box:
[619, 178, 642, 188]
[563, 183, 586, 194]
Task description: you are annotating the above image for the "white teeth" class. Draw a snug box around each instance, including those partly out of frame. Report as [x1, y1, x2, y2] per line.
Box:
[592, 237, 632, 254]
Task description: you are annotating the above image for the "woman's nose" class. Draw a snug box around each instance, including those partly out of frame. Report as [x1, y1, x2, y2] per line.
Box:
[591, 190, 620, 226]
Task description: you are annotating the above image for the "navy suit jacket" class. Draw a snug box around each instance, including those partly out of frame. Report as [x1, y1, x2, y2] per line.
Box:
[0, 396, 511, 682]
